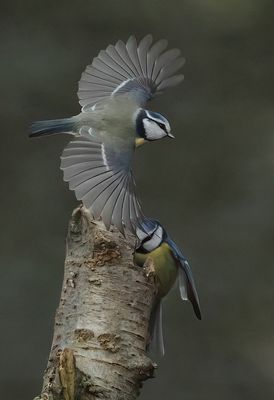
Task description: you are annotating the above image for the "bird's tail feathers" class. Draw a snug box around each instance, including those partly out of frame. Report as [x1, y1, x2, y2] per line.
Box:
[147, 299, 165, 357]
[29, 117, 76, 138]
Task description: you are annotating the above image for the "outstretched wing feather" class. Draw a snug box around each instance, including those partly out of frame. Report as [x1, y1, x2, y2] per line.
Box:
[110, 174, 129, 235]
[115, 40, 140, 76]
[60, 135, 143, 234]
[84, 66, 121, 84]
[157, 75, 184, 90]
[78, 34, 184, 110]
[126, 36, 143, 76]
[68, 167, 110, 190]
[136, 34, 153, 77]
[146, 39, 168, 79]
[88, 170, 125, 219]
[62, 161, 106, 180]
[92, 57, 127, 81]
[152, 48, 181, 81]
[100, 174, 128, 230]
[155, 57, 185, 84]
[98, 49, 131, 78]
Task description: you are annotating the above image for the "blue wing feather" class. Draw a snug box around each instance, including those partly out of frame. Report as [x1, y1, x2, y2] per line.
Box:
[165, 236, 202, 320]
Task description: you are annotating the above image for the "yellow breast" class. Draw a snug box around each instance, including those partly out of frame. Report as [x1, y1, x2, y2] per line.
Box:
[134, 242, 178, 297]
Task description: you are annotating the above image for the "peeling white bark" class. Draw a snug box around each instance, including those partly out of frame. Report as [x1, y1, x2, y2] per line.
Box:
[34, 206, 157, 400]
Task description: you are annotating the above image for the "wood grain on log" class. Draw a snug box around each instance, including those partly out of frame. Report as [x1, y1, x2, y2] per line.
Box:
[34, 206, 157, 400]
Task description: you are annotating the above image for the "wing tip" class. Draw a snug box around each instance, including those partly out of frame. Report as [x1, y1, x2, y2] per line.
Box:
[187, 286, 202, 320]
[194, 303, 202, 320]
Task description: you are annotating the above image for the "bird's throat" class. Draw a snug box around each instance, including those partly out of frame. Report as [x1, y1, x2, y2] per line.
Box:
[135, 138, 146, 147]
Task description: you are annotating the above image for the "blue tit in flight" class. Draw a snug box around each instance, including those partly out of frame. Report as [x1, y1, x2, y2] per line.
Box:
[134, 218, 201, 356]
[30, 35, 184, 234]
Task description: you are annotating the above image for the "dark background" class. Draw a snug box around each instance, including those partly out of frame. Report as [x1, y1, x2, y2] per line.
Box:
[1, 1, 274, 399]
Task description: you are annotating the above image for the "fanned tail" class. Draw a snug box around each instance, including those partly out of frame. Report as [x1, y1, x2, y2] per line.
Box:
[29, 117, 76, 138]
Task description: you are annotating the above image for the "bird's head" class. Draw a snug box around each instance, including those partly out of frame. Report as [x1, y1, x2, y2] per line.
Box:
[136, 219, 166, 253]
[135, 109, 174, 142]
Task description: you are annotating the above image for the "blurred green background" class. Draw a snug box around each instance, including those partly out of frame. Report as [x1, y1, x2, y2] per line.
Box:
[1, 1, 274, 399]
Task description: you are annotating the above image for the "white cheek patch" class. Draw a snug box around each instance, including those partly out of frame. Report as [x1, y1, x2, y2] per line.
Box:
[145, 111, 171, 133]
[143, 118, 156, 139]
[136, 226, 150, 241]
[143, 119, 166, 140]
[143, 225, 163, 251]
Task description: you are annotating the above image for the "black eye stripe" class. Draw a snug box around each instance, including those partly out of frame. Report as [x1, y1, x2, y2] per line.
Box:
[142, 230, 155, 243]
[156, 121, 167, 133]
[141, 227, 163, 245]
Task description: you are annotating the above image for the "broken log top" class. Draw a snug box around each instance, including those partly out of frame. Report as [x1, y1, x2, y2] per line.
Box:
[36, 207, 157, 400]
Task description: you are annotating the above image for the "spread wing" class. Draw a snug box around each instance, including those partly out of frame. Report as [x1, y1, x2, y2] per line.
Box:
[60, 128, 144, 235]
[78, 34, 185, 111]
[166, 237, 202, 320]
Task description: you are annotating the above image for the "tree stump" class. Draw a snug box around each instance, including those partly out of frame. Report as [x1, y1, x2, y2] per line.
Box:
[34, 206, 157, 400]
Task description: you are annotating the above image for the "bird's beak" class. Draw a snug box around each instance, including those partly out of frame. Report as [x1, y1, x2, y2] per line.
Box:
[168, 133, 175, 139]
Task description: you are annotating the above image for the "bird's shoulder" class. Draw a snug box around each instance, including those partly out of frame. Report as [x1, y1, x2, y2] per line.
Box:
[80, 97, 139, 139]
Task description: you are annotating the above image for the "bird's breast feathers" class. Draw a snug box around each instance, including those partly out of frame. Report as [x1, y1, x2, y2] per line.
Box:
[135, 242, 178, 297]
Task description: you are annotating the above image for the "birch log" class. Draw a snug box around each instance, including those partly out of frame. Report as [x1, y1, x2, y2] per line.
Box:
[34, 206, 157, 400]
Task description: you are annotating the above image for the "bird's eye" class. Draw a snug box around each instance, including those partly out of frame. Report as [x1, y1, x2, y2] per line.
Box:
[157, 122, 167, 133]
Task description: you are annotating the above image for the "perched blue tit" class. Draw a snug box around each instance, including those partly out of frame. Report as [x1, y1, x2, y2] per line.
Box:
[134, 218, 201, 356]
[30, 35, 184, 234]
